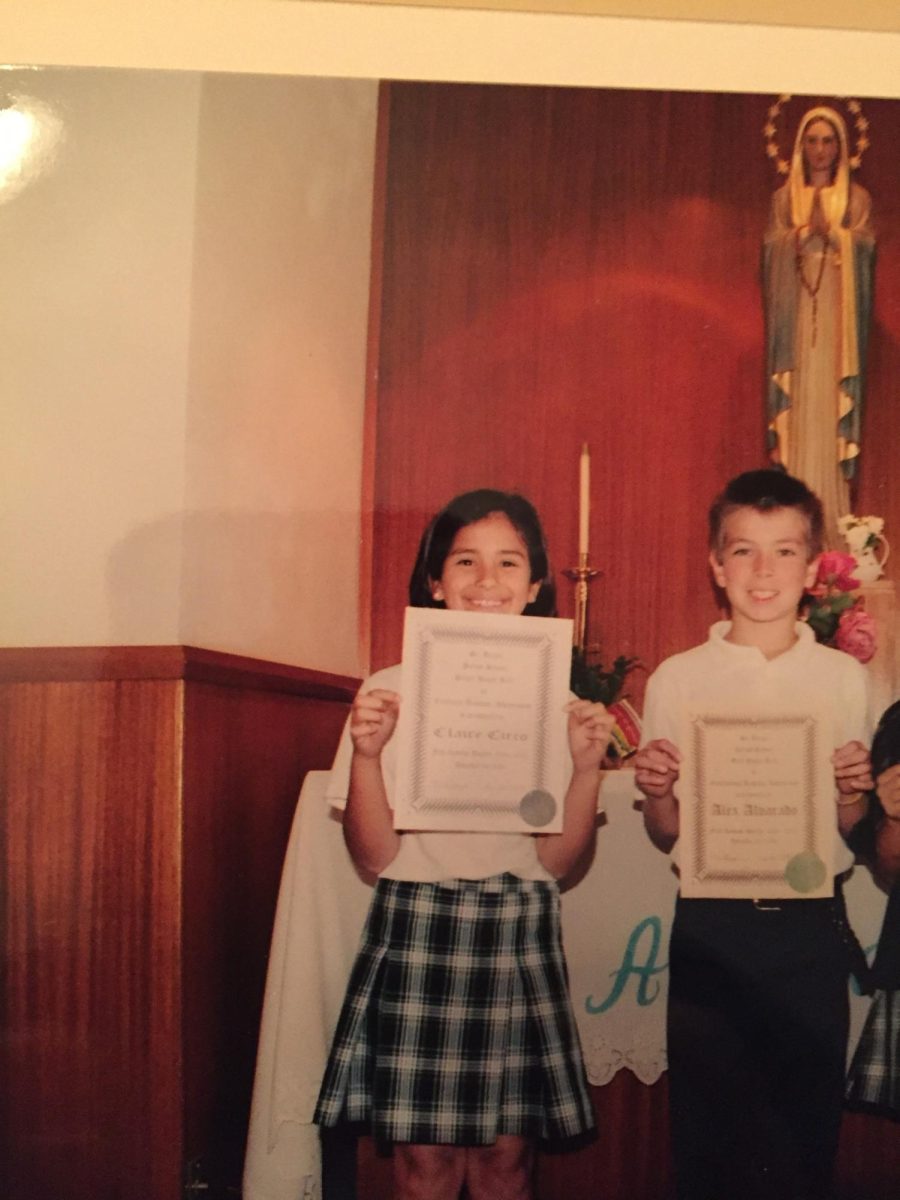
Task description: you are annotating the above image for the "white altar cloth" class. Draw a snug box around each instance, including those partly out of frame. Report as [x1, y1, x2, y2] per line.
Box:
[243, 769, 886, 1200]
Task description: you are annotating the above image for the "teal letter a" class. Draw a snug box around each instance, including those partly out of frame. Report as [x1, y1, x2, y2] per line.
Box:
[586, 916, 667, 1014]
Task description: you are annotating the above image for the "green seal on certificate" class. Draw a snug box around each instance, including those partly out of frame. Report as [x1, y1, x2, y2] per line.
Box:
[784, 851, 827, 893]
[519, 789, 557, 828]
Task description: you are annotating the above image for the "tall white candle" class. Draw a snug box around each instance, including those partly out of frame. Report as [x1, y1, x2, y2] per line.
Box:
[578, 442, 590, 557]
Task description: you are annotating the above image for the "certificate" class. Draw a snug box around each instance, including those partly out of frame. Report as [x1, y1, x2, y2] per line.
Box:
[678, 710, 835, 899]
[393, 607, 574, 832]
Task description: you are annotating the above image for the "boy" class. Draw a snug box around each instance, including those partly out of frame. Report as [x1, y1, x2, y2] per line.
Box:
[635, 470, 873, 1200]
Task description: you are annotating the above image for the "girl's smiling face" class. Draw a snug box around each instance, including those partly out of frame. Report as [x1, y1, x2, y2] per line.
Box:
[430, 512, 541, 615]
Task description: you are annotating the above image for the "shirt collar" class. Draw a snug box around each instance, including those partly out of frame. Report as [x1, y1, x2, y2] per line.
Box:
[708, 619, 815, 663]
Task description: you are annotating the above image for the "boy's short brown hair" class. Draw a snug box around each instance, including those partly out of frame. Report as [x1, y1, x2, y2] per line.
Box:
[708, 469, 824, 561]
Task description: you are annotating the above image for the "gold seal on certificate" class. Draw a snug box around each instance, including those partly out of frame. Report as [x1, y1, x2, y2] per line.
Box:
[393, 607, 574, 833]
[678, 710, 835, 900]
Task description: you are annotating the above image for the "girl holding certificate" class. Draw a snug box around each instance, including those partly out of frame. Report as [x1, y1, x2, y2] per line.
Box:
[314, 489, 613, 1200]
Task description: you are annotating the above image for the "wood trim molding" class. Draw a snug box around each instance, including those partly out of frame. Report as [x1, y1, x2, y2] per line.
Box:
[357, 79, 393, 675]
[0, 645, 360, 700]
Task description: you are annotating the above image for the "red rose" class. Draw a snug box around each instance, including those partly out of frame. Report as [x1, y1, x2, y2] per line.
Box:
[835, 607, 877, 664]
[816, 551, 860, 593]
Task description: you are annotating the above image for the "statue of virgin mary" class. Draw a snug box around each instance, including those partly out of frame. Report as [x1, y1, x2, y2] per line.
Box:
[763, 106, 875, 547]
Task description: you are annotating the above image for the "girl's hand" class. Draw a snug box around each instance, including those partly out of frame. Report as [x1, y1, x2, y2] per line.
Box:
[565, 699, 615, 773]
[634, 738, 681, 800]
[349, 688, 400, 759]
[832, 740, 874, 797]
[876, 762, 900, 821]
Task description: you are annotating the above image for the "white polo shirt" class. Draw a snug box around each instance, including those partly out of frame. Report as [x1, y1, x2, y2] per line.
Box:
[638, 621, 873, 874]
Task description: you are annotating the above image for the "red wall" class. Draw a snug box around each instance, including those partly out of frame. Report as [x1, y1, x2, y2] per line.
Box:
[366, 83, 900, 695]
[362, 84, 900, 1195]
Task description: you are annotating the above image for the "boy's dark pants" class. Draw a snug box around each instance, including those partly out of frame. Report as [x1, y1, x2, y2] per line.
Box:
[667, 894, 850, 1200]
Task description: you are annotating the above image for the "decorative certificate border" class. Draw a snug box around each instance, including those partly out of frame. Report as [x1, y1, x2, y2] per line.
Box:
[679, 710, 833, 899]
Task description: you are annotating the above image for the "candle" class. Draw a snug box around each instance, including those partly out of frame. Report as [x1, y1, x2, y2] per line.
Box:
[578, 442, 590, 558]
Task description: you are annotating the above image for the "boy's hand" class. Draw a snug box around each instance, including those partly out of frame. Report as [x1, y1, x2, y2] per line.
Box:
[635, 738, 681, 799]
[832, 740, 874, 797]
[566, 699, 615, 773]
[876, 763, 900, 821]
[350, 688, 400, 759]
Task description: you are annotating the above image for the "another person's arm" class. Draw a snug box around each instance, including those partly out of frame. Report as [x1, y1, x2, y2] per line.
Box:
[875, 763, 900, 885]
[833, 740, 874, 840]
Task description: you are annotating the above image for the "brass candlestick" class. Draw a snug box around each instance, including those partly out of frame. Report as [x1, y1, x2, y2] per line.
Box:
[563, 553, 601, 654]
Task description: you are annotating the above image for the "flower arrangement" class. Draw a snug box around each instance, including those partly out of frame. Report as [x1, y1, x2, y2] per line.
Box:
[803, 551, 877, 664]
[838, 513, 885, 555]
[570, 648, 642, 761]
[570, 648, 637, 706]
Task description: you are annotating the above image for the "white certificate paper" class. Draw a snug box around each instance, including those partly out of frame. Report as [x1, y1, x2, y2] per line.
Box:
[393, 607, 574, 833]
[678, 710, 835, 899]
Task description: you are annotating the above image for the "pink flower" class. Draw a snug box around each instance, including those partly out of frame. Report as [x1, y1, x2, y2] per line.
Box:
[816, 551, 860, 593]
[835, 607, 877, 664]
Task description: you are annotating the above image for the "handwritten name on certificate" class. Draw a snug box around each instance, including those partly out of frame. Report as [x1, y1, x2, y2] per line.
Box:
[393, 608, 573, 833]
[679, 711, 835, 900]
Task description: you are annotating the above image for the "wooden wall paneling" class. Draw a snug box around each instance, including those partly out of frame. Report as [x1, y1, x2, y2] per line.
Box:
[370, 84, 766, 674]
[369, 85, 900, 685]
[855, 99, 900, 564]
[0, 647, 357, 1200]
[837, 1110, 900, 1199]
[180, 679, 354, 1188]
[1, 678, 183, 1200]
[358, 80, 395, 674]
[366, 83, 900, 1199]
[535, 1074, 674, 1200]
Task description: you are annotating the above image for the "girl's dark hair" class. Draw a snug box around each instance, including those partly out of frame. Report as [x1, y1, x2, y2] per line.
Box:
[408, 489, 556, 616]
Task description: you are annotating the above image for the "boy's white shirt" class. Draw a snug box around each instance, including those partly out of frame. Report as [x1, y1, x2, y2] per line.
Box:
[638, 621, 873, 874]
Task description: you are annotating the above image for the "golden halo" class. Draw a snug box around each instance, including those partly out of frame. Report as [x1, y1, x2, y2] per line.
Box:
[762, 94, 870, 175]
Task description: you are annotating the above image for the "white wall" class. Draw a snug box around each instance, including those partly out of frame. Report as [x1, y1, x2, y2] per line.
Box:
[1, 68, 200, 646]
[6, 3, 900, 678]
[178, 74, 376, 672]
[3, 68, 376, 676]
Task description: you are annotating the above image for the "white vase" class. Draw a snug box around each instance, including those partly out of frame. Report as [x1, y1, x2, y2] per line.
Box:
[850, 535, 890, 584]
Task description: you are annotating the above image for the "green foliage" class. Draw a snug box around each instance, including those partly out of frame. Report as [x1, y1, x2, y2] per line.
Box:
[805, 589, 855, 643]
[570, 647, 638, 705]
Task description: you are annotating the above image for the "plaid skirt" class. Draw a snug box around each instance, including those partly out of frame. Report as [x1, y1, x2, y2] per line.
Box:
[313, 874, 595, 1146]
[845, 988, 900, 1120]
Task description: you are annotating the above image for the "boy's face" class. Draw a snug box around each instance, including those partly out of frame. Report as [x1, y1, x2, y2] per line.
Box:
[709, 506, 818, 632]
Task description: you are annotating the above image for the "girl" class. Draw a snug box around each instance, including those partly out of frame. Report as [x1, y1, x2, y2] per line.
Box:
[314, 489, 613, 1200]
